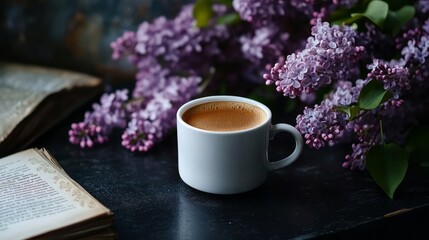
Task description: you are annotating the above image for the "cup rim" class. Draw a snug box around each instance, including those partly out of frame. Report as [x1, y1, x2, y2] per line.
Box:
[177, 95, 272, 134]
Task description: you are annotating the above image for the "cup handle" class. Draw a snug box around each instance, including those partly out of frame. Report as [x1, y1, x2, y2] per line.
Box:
[266, 123, 303, 171]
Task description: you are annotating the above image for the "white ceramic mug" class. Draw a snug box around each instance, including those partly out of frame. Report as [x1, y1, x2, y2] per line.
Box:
[176, 95, 303, 194]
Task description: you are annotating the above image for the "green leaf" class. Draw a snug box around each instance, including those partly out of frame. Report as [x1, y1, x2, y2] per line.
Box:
[216, 13, 241, 25]
[193, 0, 213, 28]
[392, 5, 415, 25]
[351, 0, 389, 28]
[366, 143, 409, 199]
[384, 5, 415, 35]
[358, 80, 392, 110]
[336, 105, 361, 120]
[335, 14, 365, 26]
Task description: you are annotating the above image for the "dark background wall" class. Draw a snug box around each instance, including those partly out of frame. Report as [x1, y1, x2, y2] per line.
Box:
[0, 0, 191, 84]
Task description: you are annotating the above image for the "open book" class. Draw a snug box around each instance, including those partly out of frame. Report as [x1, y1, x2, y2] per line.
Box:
[0, 63, 102, 157]
[0, 148, 114, 239]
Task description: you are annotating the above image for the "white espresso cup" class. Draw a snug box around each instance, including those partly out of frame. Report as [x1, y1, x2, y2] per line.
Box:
[177, 95, 303, 194]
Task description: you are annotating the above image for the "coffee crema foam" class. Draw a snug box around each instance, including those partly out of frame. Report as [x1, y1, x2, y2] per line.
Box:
[182, 101, 267, 132]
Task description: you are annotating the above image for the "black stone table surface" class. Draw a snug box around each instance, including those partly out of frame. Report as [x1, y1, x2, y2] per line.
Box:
[29, 106, 429, 240]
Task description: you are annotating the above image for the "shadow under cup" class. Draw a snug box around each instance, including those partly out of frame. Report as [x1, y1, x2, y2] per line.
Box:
[176, 95, 303, 195]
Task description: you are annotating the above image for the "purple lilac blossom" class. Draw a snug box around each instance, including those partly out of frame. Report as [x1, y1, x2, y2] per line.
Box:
[335, 0, 358, 7]
[400, 19, 429, 64]
[343, 143, 371, 170]
[299, 91, 317, 104]
[132, 59, 171, 98]
[133, 5, 229, 66]
[416, 0, 429, 14]
[402, 35, 429, 65]
[367, 59, 410, 99]
[111, 31, 137, 61]
[100, 4, 226, 152]
[296, 101, 347, 149]
[343, 98, 416, 170]
[264, 20, 364, 98]
[423, 19, 429, 34]
[121, 94, 174, 152]
[289, 0, 315, 18]
[71, 4, 216, 152]
[69, 89, 130, 148]
[290, 0, 357, 23]
[401, 34, 429, 86]
[327, 79, 367, 106]
[296, 78, 373, 170]
[295, 80, 365, 149]
[121, 76, 200, 152]
[342, 107, 378, 170]
[239, 25, 289, 66]
[232, 0, 286, 25]
[111, 4, 229, 98]
[338, 37, 425, 170]
[395, 27, 421, 50]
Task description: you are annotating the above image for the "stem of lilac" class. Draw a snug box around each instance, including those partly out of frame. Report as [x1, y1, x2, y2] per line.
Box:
[379, 119, 385, 145]
[360, 118, 382, 162]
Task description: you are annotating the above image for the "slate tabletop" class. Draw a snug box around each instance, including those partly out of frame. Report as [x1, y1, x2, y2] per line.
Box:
[30, 105, 429, 240]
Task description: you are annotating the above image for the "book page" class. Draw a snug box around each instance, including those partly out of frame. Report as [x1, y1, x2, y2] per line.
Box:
[0, 63, 101, 144]
[0, 88, 47, 143]
[0, 149, 111, 240]
[0, 63, 100, 93]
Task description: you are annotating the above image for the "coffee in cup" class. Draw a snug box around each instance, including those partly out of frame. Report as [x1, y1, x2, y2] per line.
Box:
[181, 101, 266, 132]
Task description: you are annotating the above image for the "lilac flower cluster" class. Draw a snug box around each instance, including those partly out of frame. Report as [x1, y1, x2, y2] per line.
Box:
[402, 35, 429, 66]
[416, 0, 429, 14]
[121, 94, 175, 152]
[132, 5, 229, 66]
[291, 0, 358, 24]
[292, 16, 429, 170]
[343, 143, 371, 170]
[343, 96, 419, 170]
[343, 111, 378, 169]
[264, 20, 364, 98]
[296, 102, 347, 149]
[232, 0, 286, 25]
[70, 4, 219, 152]
[232, 0, 357, 26]
[111, 5, 226, 151]
[121, 75, 200, 152]
[239, 25, 289, 66]
[256, 0, 428, 171]
[111, 31, 137, 61]
[347, 38, 429, 169]
[301, 81, 410, 170]
[295, 79, 366, 149]
[367, 59, 410, 99]
[69, 89, 130, 148]
[401, 35, 429, 87]
[295, 62, 416, 170]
